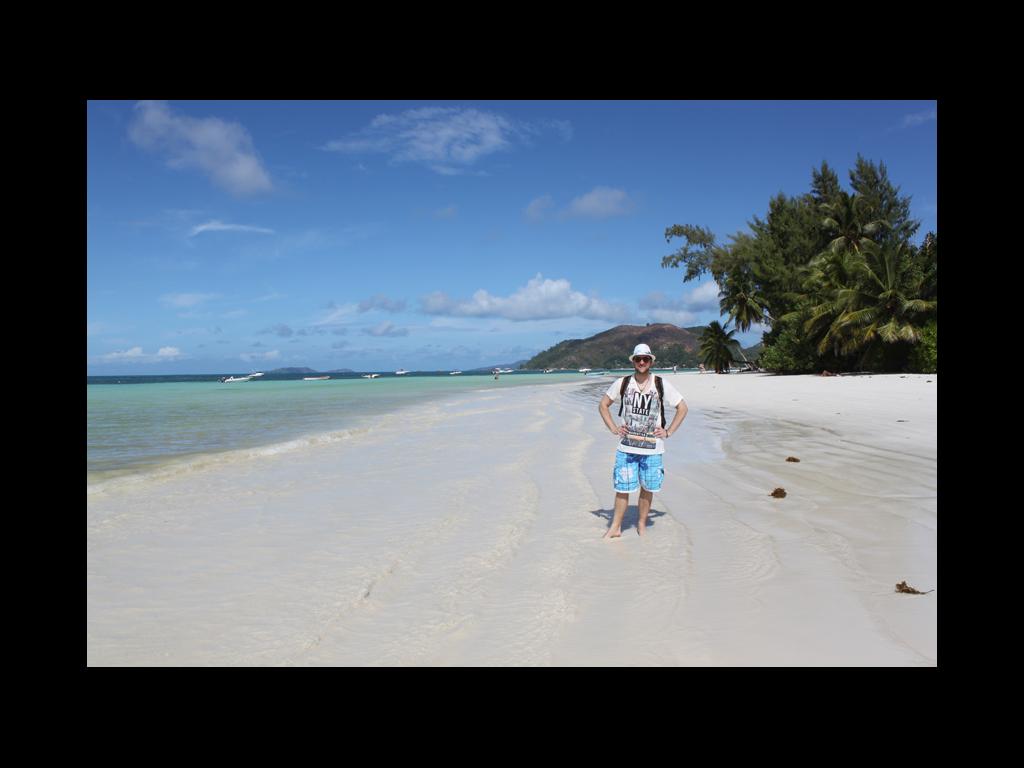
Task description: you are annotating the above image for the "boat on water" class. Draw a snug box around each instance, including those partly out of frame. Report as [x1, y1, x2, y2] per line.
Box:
[543, 368, 554, 374]
[249, 372, 265, 378]
[220, 375, 253, 383]
[499, 368, 514, 374]
[303, 375, 330, 381]
[362, 373, 381, 379]
[579, 368, 592, 374]
[395, 369, 409, 375]
[449, 370, 463, 375]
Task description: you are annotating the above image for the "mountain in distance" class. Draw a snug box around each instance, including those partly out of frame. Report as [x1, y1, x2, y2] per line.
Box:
[523, 323, 761, 369]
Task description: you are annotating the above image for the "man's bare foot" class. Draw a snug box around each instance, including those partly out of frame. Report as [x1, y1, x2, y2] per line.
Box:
[603, 529, 621, 539]
[637, 523, 646, 536]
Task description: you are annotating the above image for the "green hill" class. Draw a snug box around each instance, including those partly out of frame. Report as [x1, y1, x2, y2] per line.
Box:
[524, 324, 704, 369]
[523, 324, 762, 369]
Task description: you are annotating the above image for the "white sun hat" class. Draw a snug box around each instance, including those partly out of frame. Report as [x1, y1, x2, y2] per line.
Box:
[629, 343, 655, 362]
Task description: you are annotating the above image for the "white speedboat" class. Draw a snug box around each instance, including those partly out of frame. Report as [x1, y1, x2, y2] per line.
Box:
[449, 370, 462, 375]
[362, 373, 380, 379]
[543, 368, 554, 374]
[395, 369, 409, 375]
[579, 368, 592, 374]
[499, 368, 514, 374]
[249, 372, 265, 378]
[303, 375, 330, 381]
[221, 375, 253, 383]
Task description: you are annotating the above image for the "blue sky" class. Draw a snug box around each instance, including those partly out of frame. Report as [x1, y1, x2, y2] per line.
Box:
[87, 100, 938, 374]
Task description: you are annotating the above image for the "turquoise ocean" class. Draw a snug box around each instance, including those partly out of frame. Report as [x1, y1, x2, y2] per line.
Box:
[88, 370, 687, 490]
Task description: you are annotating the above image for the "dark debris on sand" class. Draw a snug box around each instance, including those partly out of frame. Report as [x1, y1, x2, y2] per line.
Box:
[770, 488, 787, 498]
[896, 580, 934, 595]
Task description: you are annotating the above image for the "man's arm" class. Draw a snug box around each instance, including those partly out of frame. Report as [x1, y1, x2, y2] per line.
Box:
[599, 395, 627, 436]
[655, 400, 688, 438]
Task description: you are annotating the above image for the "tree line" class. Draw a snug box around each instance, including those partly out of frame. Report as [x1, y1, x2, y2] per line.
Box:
[663, 156, 936, 374]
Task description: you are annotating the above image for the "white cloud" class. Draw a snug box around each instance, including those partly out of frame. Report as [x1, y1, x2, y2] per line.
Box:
[420, 274, 631, 322]
[189, 220, 275, 237]
[566, 187, 634, 218]
[428, 317, 498, 332]
[902, 108, 937, 128]
[422, 291, 456, 315]
[313, 302, 358, 326]
[686, 281, 722, 311]
[95, 346, 184, 364]
[128, 101, 273, 196]
[537, 119, 573, 142]
[168, 327, 217, 338]
[639, 284, 721, 323]
[358, 294, 407, 313]
[259, 324, 294, 337]
[525, 195, 555, 221]
[240, 350, 280, 362]
[639, 292, 699, 326]
[528, 188, 634, 221]
[324, 107, 570, 175]
[102, 346, 144, 361]
[639, 291, 686, 311]
[160, 292, 220, 309]
[363, 321, 409, 337]
[325, 107, 512, 174]
[647, 309, 699, 326]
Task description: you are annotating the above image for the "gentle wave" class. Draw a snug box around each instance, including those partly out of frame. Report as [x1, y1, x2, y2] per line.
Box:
[88, 373, 594, 477]
[87, 424, 370, 496]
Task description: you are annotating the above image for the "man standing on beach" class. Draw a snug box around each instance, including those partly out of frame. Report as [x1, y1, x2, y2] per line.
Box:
[598, 344, 687, 538]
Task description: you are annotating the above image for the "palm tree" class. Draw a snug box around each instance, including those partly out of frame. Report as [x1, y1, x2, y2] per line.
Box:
[787, 247, 865, 360]
[830, 241, 937, 366]
[786, 192, 893, 363]
[820, 191, 888, 256]
[720, 272, 772, 333]
[699, 321, 742, 374]
[914, 232, 937, 306]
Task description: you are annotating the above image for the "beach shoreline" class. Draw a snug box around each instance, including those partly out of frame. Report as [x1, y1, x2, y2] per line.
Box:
[87, 372, 936, 666]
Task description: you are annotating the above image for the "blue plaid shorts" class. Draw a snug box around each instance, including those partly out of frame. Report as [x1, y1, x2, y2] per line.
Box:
[613, 450, 664, 493]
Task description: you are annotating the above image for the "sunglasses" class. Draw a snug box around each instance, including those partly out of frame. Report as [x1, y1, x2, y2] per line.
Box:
[634, 357, 652, 364]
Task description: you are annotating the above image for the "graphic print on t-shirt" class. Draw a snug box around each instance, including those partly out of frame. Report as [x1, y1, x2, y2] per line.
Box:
[621, 388, 660, 450]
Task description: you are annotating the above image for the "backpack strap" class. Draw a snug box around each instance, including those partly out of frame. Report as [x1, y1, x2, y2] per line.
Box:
[617, 375, 630, 417]
[655, 376, 665, 427]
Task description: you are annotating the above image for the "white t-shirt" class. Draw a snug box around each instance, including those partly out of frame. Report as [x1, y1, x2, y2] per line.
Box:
[606, 375, 684, 455]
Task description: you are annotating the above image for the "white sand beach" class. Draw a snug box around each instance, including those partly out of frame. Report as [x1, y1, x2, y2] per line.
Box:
[87, 372, 937, 666]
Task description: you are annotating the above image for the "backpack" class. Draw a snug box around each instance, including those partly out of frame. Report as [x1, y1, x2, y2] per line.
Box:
[618, 375, 665, 428]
